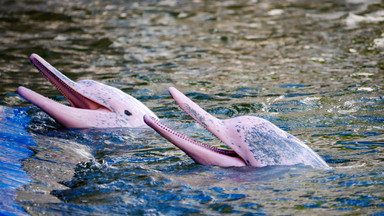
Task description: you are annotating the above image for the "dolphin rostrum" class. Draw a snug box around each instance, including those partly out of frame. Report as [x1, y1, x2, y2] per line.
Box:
[18, 53, 157, 128]
[144, 87, 329, 168]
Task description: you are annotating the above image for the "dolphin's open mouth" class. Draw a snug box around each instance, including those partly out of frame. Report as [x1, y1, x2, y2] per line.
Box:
[17, 54, 114, 128]
[25, 53, 110, 111]
[144, 87, 247, 167]
[18, 53, 158, 128]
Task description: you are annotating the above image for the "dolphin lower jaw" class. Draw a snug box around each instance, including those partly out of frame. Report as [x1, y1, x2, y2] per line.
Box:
[144, 115, 247, 167]
[17, 86, 113, 128]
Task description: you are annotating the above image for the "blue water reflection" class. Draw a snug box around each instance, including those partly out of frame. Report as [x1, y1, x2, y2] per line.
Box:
[0, 106, 34, 216]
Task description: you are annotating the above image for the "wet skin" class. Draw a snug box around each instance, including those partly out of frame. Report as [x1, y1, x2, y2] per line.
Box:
[18, 54, 157, 128]
[144, 87, 329, 168]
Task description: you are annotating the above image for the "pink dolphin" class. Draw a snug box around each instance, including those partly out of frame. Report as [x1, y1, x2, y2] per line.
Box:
[144, 87, 329, 168]
[18, 53, 157, 128]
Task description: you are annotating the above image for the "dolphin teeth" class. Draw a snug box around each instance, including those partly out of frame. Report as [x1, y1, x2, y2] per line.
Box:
[146, 115, 238, 156]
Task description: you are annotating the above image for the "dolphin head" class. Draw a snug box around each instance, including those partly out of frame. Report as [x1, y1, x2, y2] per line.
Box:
[144, 87, 328, 168]
[18, 53, 157, 128]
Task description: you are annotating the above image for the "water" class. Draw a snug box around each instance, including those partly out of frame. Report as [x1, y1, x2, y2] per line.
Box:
[0, 0, 383, 215]
[0, 107, 33, 216]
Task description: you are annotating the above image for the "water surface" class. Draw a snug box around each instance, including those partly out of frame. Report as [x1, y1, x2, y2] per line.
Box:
[0, 0, 383, 215]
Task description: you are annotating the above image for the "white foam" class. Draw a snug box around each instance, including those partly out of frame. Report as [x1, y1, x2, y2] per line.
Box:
[267, 9, 284, 16]
[345, 12, 384, 27]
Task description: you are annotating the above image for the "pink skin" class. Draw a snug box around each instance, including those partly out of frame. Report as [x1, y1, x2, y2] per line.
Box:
[18, 53, 157, 128]
[144, 87, 329, 168]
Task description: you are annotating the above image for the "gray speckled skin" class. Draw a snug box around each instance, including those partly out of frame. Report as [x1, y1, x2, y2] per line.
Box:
[224, 116, 328, 167]
[145, 87, 328, 168]
[17, 54, 157, 128]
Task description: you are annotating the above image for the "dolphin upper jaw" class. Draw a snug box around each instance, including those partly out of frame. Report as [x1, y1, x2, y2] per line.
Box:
[28, 54, 111, 111]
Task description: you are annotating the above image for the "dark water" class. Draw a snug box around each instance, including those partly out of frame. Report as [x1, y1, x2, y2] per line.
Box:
[0, 0, 383, 215]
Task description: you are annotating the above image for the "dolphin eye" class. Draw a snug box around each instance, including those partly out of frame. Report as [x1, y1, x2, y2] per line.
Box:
[124, 110, 132, 116]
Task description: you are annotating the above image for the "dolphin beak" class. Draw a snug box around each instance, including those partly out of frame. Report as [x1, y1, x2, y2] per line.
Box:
[144, 87, 247, 167]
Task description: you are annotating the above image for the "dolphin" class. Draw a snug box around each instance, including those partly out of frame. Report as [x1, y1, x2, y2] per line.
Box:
[17, 53, 157, 128]
[144, 87, 329, 168]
